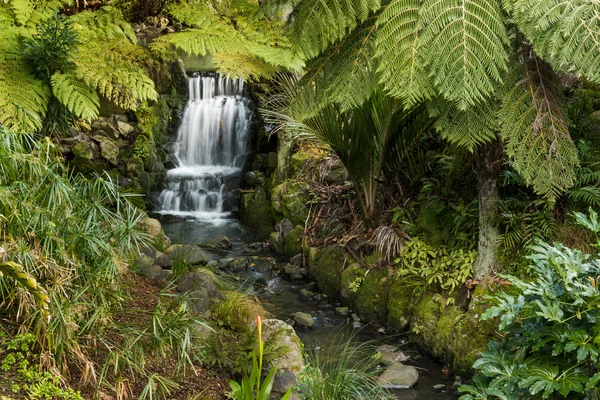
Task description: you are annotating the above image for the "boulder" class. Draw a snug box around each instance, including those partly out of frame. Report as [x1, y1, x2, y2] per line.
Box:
[165, 244, 210, 265]
[135, 254, 154, 271]
[240, 187, 275, 239]
[177, 271, 221, 314]
[314, 246, 345, 298]
[200, 235, 232, 250]
[387, 279, 417, 332]
[289, 254, 303, 266]
[355, 268, 391, 325]
[277, 219, 295, 238]
[139, 264, 164, 279]
[95, 136, 119, 166]
[244, 171, 261, 187]
[91, 119, 119, 139]
[256, 319, 304, 374]
[72, 142, 94, 160]
[323, 160, 349, 184]
[283, 225, 304, 258]
[137, 217, 171, 247]
[291, 312, 314, 329]
[340, 264, 365, 307]
[155, 253, 174, 268]
[376, 344, 408, 365]
[116, 120, 135, 136]
[271, 181, 310, 227]
[377, 363, 419, 388]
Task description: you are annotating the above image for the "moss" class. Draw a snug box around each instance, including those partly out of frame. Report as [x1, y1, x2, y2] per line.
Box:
[240, 187, 275, 239]
[283, 225, 304, 257]
[307, 247, 320, 277]
[271, 180, 310, 226]
[387, 279, 419, 332]
[340, 263, 366, 307]
[355, 268, 391, 324]
[314, 246, 345, 298]
[72, 142, 93, 159]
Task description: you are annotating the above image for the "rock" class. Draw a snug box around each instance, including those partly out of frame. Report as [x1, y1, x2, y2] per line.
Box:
[271, 370, 296, 396]
[155, 253, 174, 268]
[137, 218, 171, 247]
[433, 384, 446, 392]
[116, 120, 135, 136]
[95, 136, 119, 165]
[283, 225, 304, 258]
[227, 258, 246, 272]
[351, 313, 361, 322]
[291, 312, 315, 329]
[72, 142, 94, 159]
[335, 307, 349, 315]
[165, 244, 210, 265]
[299, 289, 313, 301]
[376, 345, 409, 365]
[157, 269, 173, 280]
[377, 363, 419, 388]
[340, 264, 365, 307]
[290, 254, 303, 266]
[387, 278, 418, 332]
[244, 171, 261, 187]
[355, 268, 391, 325]
[272, 181, 310, 227]
[240, 187, 275, 239]
[268, 152, 278, 169]
[177, 271, 221, 314]
[139, 263, 163, 278]
[351, 321, 363, 329]
[314, 246, 345, 298]
[269, 232, 283, 254]
[323, 161, 349, 184]
[205, 235, 232, 250]
[218, 258, 234, 266]
[143, 244, 158, 259]
[91, 119, 119, 139]
[277, 219, 295, 238]
[135, 254, 154, 271]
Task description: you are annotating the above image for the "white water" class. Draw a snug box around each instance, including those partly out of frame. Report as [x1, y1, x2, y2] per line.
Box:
[156, 74, 251, 220]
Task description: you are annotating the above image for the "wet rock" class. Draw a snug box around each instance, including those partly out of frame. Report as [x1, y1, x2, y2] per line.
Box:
[248, 242, 268, 250]
[433, 384, 446, 392]
[377, 363, 419, 388]
[356, 268, 391, 325]
[165, 244, 209, 265]
[289, 253, 303, 266]
[335, 307, 349, 315]
[351, 321, 363, 329]
[314, 246, 345, 298]
[376, 344, 409, 365]
[240, 187, 275, 239]
[227, 258, 246, 272]
[299, 289, 312, 301]
[244, 171, 260, 187]
[351, 313, 361, 322]
[291, 312, 315, 329]
[254, 277, 268, 288]
[200, 235, 232, 250]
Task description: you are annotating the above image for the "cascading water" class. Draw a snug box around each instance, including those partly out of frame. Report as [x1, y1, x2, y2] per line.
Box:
[156, 73, 251, 221]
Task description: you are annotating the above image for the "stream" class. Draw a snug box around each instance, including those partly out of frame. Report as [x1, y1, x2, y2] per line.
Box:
[153, 73, 459, 399]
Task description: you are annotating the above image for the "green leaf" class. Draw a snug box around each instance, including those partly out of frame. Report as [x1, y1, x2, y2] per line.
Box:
[51, 72, 99, 121]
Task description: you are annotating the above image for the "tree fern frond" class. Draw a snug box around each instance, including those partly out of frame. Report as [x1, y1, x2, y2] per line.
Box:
[499, 53, 579, 201]
[7, 0, 33, 26]
[155, 28, 250, 57]
[420, 0, 510, 110]
[71, 6, 137, 43]
[51, 72, 99, 121]
[290, 0, 381, 58]
[297, 16, 378, 111]
[166, 0, 220, 27]
[375, 0, 434, 108]
[212, 52, 279, 81]
[568, 186, 600, 208]
[431, 97, 499, 151]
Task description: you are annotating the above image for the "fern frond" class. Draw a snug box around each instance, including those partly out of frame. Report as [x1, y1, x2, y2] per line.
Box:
[375, 0, 434, 108]
[71, 6, 137, 43]
[499, 53, 579, 201]
[156, 28, 250, 57]
[8, 0, 33, 26]
[290, 0, 381, 58]
[513, 0, 600, 84]
[419, 0, 509, 110]
[51, 72, 99, 121]
[297, 16, 378, 112]
[0, 30, 49, 132]
[212, 52, 278, 81]
[568, 186, 600, 208]
[431, 97, 499, 151]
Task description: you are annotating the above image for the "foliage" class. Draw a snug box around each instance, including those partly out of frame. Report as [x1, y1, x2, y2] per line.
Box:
[394, 237, 476, 293]
[229, 316, 292, 400]
[0, 3, 158, 133]
[211, 291, 271, 332]
[296, 334, 393, 400]
[459, 237, 600, 398]
[0, 332, 84, 400]
[0, 261, 49, 318]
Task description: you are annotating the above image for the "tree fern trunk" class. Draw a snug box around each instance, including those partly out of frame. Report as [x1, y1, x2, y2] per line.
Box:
[473, 140, 502, 280]
[276, 130, 291, 185]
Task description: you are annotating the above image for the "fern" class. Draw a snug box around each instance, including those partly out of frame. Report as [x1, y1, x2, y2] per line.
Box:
[51, 72, 99, 121]
[212, 52, 278, 81]
[375, 0, 434, 108]
[430, 97, 499, 151]
[419, 0, 510, 110]
[513, 0, 600, 85]
[499, 53, 579, 201]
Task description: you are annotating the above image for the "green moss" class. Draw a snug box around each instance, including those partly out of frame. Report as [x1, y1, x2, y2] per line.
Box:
[355, 268, 391, 324]
[340, 263, 366, 307]
[269, 231, 283, 254]
[271, 180, 310, 226]
[283, 225, 304, 257]
[387, 279, 418, 332]
[72, 142, 93, 159]
[240, 187, 275, 239]
[314, 246, 345, 298]
[307, 247, 320, 277]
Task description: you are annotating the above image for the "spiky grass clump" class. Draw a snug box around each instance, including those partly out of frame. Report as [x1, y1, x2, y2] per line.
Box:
[297, 335, 393, 400]
[211, 291, 271, 332]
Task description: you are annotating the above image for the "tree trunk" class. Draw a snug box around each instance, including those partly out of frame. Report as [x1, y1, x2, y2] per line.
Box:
[276, 130, 292, 185]
[472, 140, 502, 280]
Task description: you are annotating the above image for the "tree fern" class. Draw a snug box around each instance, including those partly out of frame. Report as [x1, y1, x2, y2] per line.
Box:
[375, 0, 434, 108]
[419, 0, 510, 110]
[513, 0, 600, 84]
[212, 53, 278, 81]
[499, 54, 579, 201]
[297, 16, 378, 111]
[430, 97, 499, 151]
[51, 72, 99, 121]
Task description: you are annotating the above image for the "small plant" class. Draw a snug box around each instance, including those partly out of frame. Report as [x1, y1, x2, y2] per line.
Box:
[459, 236, 600, 398]
[229, 316, 292, 400]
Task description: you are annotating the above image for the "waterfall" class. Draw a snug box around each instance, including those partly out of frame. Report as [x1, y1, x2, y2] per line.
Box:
[156, 74, 251, 220]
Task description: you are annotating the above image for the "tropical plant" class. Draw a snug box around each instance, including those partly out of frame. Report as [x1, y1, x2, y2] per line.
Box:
[229, 316, 292, 400]
[459, 238, 600, 399]
[0, 1, 158, 133]
[264, 80, 431, 227]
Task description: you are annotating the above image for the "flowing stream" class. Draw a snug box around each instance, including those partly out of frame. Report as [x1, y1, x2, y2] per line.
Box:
[155, 73, 458, 399]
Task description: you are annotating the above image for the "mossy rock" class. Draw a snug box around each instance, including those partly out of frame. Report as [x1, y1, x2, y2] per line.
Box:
[307, 247, 320, 277]
[314, 246, 345, 298]
[240, 187, 275, 239]
[387, 279, 419, 332]
[410, 292, 446, 360]
[283, 225, 304, 257]
[340, 263, 366, 307]
[355, 268, 391, 324]
[72, 141, 94, 159]
[269, 231, 284, 254]
[271, 181, 310, 227]
[68, 156, 105, 174]
[290, 147, 324, 177]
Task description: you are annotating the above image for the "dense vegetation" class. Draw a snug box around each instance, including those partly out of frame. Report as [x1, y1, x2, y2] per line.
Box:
[1, 0, 600, 399]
